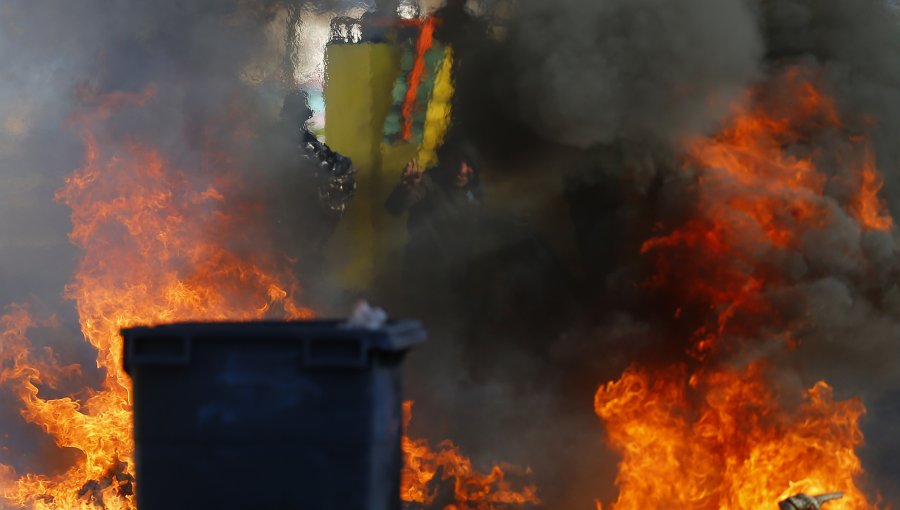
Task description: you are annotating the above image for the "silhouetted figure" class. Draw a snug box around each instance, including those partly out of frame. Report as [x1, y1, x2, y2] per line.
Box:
[258, 91, 356, 310]
[385, 146, 484, 310]
[387, 150, 481, 249]
[280, 90, 356, 216]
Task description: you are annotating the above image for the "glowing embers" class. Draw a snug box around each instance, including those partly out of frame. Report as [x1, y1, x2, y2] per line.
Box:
[401, 402, 539, 510]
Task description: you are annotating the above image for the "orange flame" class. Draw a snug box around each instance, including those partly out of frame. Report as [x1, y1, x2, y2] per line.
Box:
[596, 365, 870, 510]
[401, 401, 539, 510]
[597, 70, 887, 510]
[0, 87, 311, 509]
[851, 148, 892, 231]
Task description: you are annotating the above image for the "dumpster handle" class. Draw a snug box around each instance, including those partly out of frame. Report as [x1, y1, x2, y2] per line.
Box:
[127, 334, 193, 367]
[303, 337, 368, 368]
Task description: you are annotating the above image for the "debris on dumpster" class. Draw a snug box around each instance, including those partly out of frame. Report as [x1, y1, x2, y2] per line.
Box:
[345, 300, 388, 329]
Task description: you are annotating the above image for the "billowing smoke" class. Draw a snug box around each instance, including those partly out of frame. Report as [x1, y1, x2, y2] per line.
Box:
[0, 0, 370, 313]
[510, 0, 763, 148]
[398, 0, 900, 507]
[1, 0, 900, 508]
[757, 0, 900, 502]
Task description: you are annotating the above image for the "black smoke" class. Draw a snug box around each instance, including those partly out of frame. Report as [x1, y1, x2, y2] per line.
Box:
[396, 0, 900, 507]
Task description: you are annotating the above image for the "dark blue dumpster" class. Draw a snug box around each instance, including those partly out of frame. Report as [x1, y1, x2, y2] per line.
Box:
[122, 320, 425, 510]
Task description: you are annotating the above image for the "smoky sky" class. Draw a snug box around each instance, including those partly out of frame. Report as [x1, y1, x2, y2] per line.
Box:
[1, 0, 900, 509]
[509, 0, 763, 149]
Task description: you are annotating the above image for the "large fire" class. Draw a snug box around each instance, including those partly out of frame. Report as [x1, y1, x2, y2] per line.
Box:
[594, 69, 888, 510]
[0, 87, 312, 509]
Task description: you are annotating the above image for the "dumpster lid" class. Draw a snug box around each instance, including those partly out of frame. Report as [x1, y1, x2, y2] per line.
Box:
[121, 320, 426, 354]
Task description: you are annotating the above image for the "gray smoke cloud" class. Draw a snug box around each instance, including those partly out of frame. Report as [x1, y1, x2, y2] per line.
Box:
[509, 0, 763, 148]
[0, 0, 302, 291]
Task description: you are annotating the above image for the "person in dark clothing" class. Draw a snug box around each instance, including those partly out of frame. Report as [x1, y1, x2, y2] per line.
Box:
[386, 151, 482, 261]
[385, 147, 484, 309]
[280, 90, 356, 217]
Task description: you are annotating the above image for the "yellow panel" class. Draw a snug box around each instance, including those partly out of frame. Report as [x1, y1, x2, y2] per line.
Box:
[322, 43, 404, 292]
[417, 47, 454, 169]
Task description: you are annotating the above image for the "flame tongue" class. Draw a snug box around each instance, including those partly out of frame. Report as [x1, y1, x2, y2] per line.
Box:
[595, 69, 886, 510]
[401, 401, 539, 510]
[595, 366, 868, 510]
